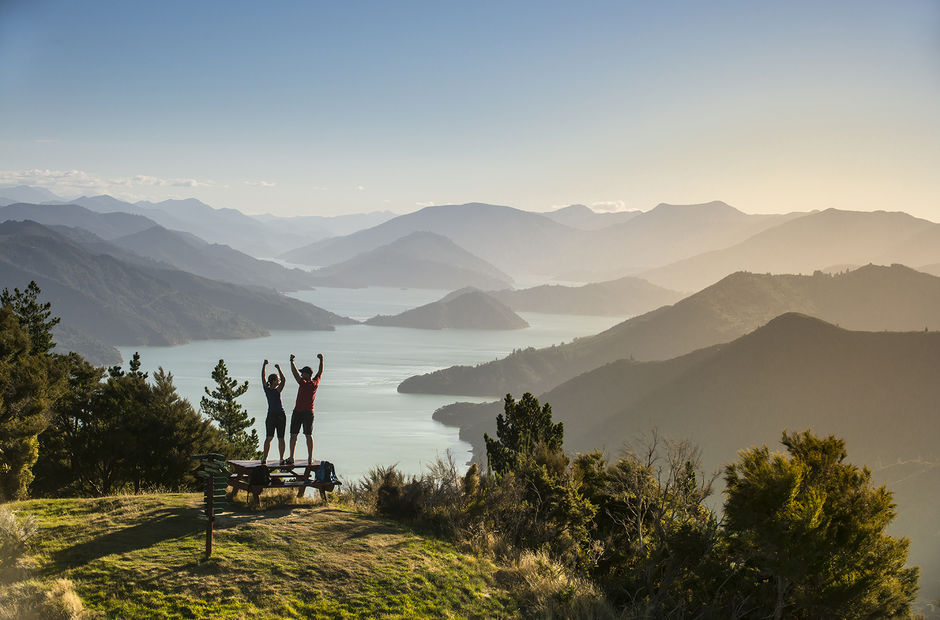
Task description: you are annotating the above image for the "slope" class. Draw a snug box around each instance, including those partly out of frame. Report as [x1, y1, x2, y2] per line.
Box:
[281, 202, 585, 276]
[365, 290, 529, 330]
[400, 264, 940, 397]
[109, 225, 317, 291]
[489, 275, 684, 317]
[435, 314, 940, 602]
[7, 493, 520, 617]
[641, 208, 937, 292]
[309, 231, 514, 289]
[0, 221, 353, 348]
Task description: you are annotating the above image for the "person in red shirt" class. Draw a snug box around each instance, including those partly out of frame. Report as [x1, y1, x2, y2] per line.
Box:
[285, 352, 324, 465]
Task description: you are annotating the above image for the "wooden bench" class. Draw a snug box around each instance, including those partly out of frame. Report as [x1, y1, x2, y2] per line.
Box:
[227, 459, 340, 505]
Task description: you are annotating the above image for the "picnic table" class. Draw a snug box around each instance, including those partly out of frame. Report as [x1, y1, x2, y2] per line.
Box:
[227, 459, 339, 504]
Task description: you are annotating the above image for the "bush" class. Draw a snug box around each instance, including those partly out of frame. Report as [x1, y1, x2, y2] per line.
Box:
[0, 578, 84, 620]
[0, 506, 38, 571]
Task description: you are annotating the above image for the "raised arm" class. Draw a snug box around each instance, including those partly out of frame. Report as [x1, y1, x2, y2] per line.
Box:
[314, 353, 324, 380]
[261, 359, 268, 386]
[289, 354, 302, 383]
[275, 363, 286, 393]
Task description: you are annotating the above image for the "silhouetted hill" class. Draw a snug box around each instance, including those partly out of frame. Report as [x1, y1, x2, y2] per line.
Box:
[641, 209, 937, 292]
[0, 221, 353, 350]
[0, 203, 159, 239]
[400, 264, 940, 397]
[434, 314, 940, 599]
[1, 203, 319, 291]
[489, 275, 683, 316]
[541, 204, 641, 230]
[308, 231, 514, 289]
[556, 201, 803, 281]
[108, 225, 317, 291]
[280, 203, 585, 276]
[45, 194, 304, 257]
[365, 291, 528, 330]
[0, 185, 64, 203]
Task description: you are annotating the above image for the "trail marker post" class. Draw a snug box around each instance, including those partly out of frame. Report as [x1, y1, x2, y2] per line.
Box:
[192, 453, 230, 557]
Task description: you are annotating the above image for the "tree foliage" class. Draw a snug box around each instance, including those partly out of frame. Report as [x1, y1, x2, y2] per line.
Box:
[723, 430, 919, 619]
[483, 393, 594, 564]
[34, 353, 228, 496]
[200, 359, 258, 458]
[573, 436, 726, 616]
[0, 281, 60, 356]
[0, 299, 65, 500]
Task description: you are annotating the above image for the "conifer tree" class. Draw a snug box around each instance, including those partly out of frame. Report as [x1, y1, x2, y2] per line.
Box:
[1, 281, 60, 355]
[200, 359, 258, 458]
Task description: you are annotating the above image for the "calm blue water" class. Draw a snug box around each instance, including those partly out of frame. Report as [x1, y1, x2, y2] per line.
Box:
[117, 287, 626, 484]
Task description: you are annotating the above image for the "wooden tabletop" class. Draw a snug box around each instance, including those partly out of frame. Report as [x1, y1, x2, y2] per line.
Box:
[228, 459, 321, 471]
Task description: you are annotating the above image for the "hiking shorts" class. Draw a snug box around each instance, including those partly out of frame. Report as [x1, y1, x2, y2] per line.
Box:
[290, 410, 314, 436]
[265, 411, 286, 439]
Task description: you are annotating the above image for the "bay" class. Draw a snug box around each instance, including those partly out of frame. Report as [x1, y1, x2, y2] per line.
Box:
[117, 287, 626, 485]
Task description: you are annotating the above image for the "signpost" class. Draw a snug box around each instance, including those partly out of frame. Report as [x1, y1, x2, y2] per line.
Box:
[192, 453, 230, 557]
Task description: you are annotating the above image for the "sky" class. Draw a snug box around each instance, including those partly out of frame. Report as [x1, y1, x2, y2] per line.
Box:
[1, 1, 939, 218]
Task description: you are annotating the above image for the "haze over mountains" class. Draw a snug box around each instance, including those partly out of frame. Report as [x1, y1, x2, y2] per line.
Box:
[0, 220, 353, 364]
[307, 231, 514, 290]
[642, 208, 940, 292]
[3, 184, 939, 600]
[400, 264, 940, 397]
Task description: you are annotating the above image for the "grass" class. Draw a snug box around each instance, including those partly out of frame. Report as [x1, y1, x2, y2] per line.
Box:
[3, 491, 520, 619]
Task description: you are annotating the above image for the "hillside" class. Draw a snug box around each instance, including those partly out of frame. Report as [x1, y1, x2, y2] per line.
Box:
[281, 201, 803, 281]
[541, 204, 641, 230]
[556, 201, 803, 281]
[5, 493, 520, 618]
[280, 202, 585, 276]
[65, 195, 309, 257]
[309, 231, 514, 289]
[400, 264, 940, 397]
[641, 208, 938, 292]
[108, 225, 317, 291]
[365, 290, 529, 330]
[0, 202, 160, 239]
[0, 221, 353, 349]
[489, 275, 683, 317]
[434, 314, 940, 601]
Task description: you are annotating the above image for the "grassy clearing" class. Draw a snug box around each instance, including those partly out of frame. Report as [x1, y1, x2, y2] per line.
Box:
[4, 492, 519, 618]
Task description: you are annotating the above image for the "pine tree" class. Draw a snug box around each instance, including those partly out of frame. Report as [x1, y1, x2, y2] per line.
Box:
[1, 281, 60, 355]
[200, 359, 258, 458]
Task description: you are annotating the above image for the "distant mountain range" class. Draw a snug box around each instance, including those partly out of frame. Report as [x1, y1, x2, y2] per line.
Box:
[0, 221, 354, 361]
[400, 264, 940, 397]
[640, 209, 940, 292]
[541, 204, 641, 230]
[488, 275, 683, 317]
[0, 187, 393, 258]
[0, 203, 318, 291]
[432, 313, 940, 597]
[307, 231, 514, 290]
[281, 201, 806, 281]
[554, 201, 805, 281]
[365, 290, 528, 330]
[281, 202, 585, 277]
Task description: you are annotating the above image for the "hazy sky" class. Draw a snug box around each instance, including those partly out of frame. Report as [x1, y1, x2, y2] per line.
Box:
[2, 1, 939, 218]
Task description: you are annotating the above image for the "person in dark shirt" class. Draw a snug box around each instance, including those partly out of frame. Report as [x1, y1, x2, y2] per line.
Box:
[260, 359, 287, 464]
[285, 352, 324, 465]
